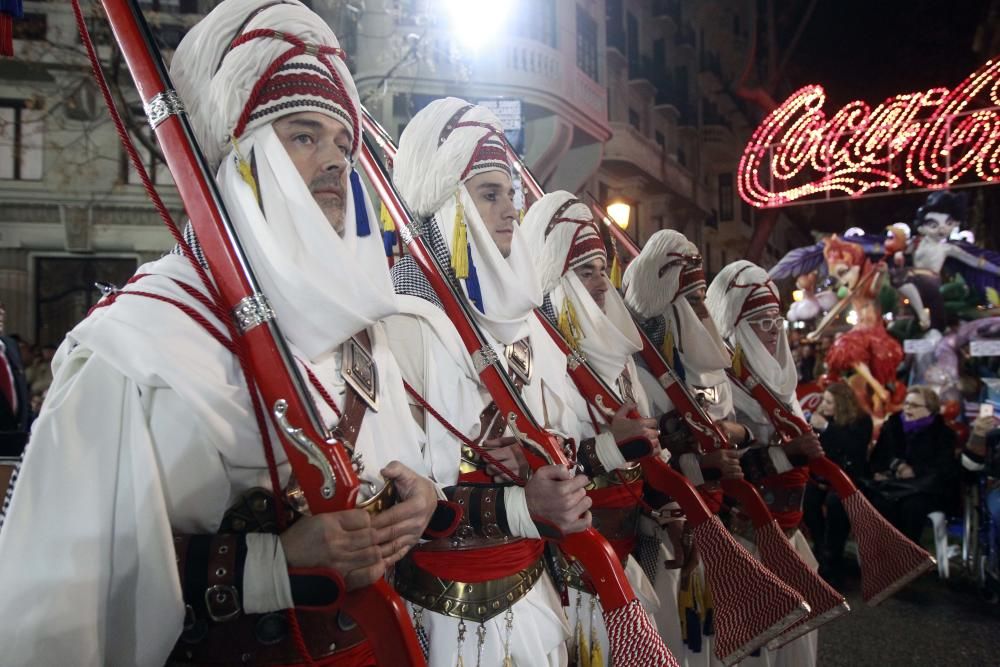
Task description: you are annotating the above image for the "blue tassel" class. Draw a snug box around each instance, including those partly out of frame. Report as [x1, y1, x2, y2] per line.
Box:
[465, 245, 485, 313]
[382, 230, 396, 257]
[350, 170, 370, 237]
[673, 348, 686, 382]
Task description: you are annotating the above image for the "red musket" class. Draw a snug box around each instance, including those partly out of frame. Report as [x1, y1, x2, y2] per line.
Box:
[360, 109, 678, 667]
[85, 2, 424, 664]
[533, 311, 823, 664]
[727, 345, 935, 605]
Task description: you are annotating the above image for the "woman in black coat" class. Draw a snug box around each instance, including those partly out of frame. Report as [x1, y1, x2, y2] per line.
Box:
[867, 385, 959, 544]
[804, 382, 873, 578]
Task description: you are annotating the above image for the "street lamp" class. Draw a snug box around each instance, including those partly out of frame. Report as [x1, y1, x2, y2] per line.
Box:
[444, 0, 514, 51]
[606, 201, 631, 230]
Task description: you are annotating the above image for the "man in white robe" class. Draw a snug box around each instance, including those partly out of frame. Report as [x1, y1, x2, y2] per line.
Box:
[383, 98, 597, 667]
[706, 261, 825, 667]
[0, 2, 438, 665]
[521, 191, 668, 663]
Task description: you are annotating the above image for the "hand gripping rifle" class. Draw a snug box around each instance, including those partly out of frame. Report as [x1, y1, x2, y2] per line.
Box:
[359, 109, 678, 667]
[533, 311, 823, 664]
[726, 345, 935, 605]
[81, 2, 425, 664]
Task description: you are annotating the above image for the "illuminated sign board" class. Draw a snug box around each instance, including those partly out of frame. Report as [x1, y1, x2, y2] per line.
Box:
[738, 59, 1000, 207]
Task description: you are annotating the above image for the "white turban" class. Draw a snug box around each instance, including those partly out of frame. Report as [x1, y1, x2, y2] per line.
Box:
[707, 261, 798, 402]
[171, 0, 361, 170]
[622, 229, 694, 319]
[522, 191, 641, 384]
[393, 97, 540, 344]
[171, 0, 396, 360]
[623, 229, 728, 385]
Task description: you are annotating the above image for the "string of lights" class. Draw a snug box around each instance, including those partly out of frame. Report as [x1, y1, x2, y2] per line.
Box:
[738, 59, 1000, 208]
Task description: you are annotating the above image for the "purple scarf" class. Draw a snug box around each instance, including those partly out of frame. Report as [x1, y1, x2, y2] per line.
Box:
[901, 413, 936, 434]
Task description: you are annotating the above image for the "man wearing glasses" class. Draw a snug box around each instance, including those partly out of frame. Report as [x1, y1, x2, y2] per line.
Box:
[706, 260, 825, 667]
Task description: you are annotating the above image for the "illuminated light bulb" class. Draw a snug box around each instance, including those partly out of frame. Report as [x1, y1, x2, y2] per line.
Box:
[845, 309, 859, 326]
[606, 201, 632, 229]
[737, 59, 1000, 208]
[792, 289, 804, 302]
[444, 0, 515, 51]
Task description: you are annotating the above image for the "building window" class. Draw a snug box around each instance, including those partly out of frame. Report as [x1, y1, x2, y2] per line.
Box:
[35, 256, 138, 346]
[576, 6, 599, 82]
[512, 0, 557, 47]
[0, 101, 44, 181]
[655, 130, 666, 151]
[606, 0, 624, 52]
[626, 11, 639, 71]
[628, 108, 640, 131]
[718, 173, 734, 221]
[13, 13, 46, 41]
[705, 242, 713, 273]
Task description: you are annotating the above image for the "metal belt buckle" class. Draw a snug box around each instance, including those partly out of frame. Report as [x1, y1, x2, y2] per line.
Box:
[343, 335, 379, 412]
[205, 584, 241, 623]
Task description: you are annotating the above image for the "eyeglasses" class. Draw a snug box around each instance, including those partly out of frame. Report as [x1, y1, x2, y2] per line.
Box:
[902, 399, 926, 409]
[747, 316, 785, 332]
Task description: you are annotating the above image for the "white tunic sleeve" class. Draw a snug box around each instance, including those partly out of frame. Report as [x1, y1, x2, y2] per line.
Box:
[0, 347, 185, 666]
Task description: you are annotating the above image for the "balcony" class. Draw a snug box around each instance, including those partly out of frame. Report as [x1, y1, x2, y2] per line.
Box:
[604, 121, 694, 195]
[628, 56, 657, 97]
[652, 0, 682, 27]
[607, 24, 627, 61]
[699, 50, 724, 93]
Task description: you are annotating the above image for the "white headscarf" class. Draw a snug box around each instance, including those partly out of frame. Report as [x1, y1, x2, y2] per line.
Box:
[622, 229, 729, 384]
[393, 97, 542, 344]
[171, 0, 396, 360]
[521, 191, 642, 385]
[707, 260, 798, 402]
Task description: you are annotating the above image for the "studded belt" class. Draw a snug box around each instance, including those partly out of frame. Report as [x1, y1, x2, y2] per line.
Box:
[394, 552, 545, 623]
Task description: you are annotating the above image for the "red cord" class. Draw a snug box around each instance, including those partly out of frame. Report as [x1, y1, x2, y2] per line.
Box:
[300, 361, 343, 419]
[402, 381, 527, 486]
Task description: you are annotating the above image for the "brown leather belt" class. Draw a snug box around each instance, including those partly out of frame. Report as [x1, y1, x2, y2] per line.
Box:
[394, 552, 545, 623]
[168, 609, 366, 666]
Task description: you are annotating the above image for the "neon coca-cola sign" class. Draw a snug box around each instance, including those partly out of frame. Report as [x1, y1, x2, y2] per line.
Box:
[738, 59, 1000, 208]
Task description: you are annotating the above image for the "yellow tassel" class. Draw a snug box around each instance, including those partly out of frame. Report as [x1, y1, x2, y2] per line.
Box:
[456, 657, 464, 667]
[231, 138, 258, 202]
[732, 344, 743, 377]
[588, 625, 604, 667]
[988, 286, 1000, 306]
[661, 330, 674, 369]
[502, 657, 514, 667]
[380, 201, 395, 232]
[519, 207, 525, 225]
[558, 297, 586, 350]
[678, 577, 693, 642]
[576, 621, 591, 667]
[610, 254, 623, 289]
[451, 194, 469, 279]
